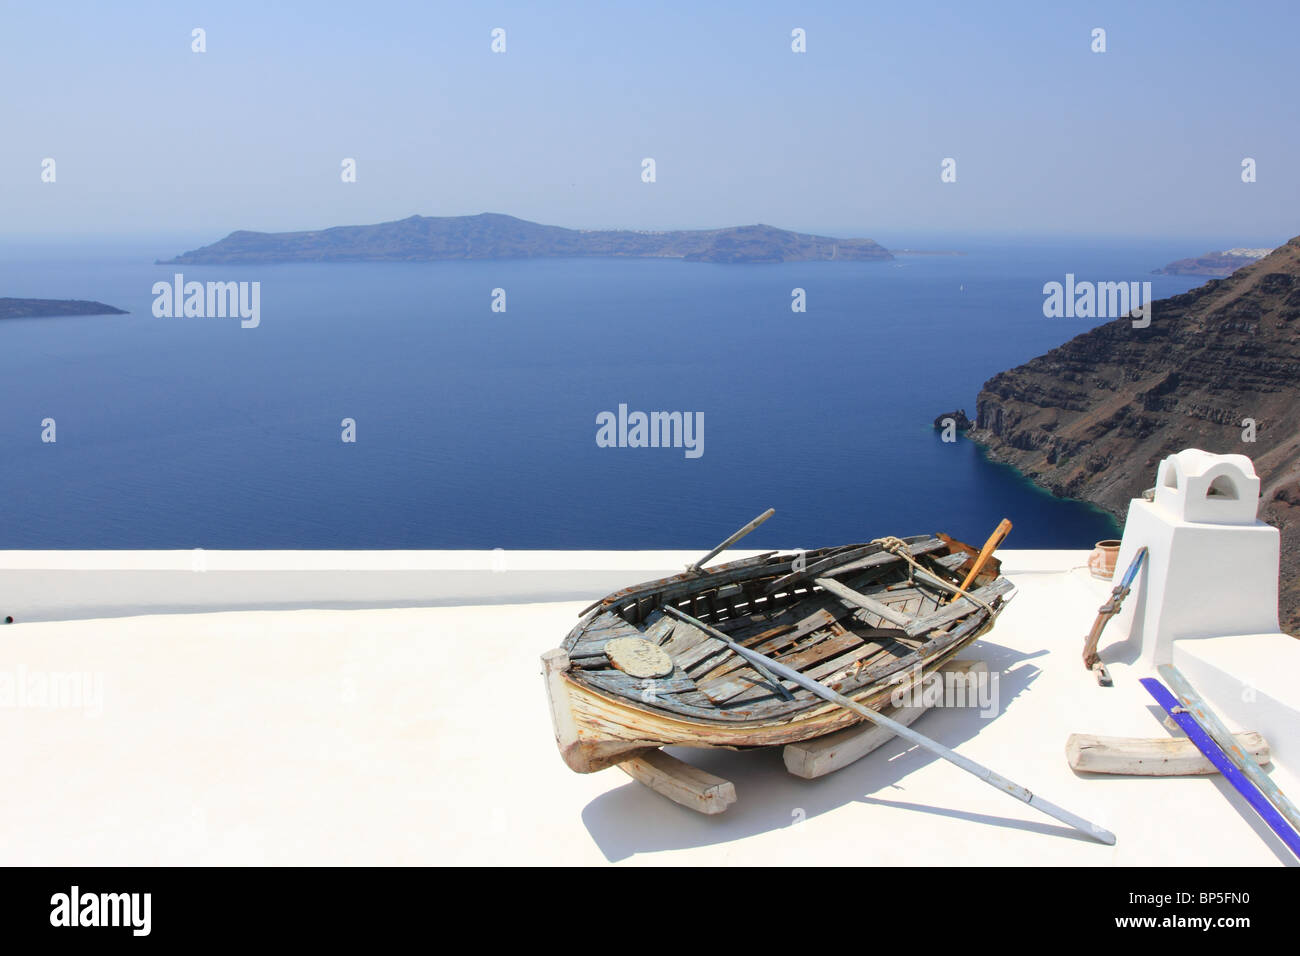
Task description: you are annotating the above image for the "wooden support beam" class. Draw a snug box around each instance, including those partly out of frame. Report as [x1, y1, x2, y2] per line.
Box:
[783, 660, 988, 779]
[617, 749, 737, 814]
[1066, 731, 1271, 776]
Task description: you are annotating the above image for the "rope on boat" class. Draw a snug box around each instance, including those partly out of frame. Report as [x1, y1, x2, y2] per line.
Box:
[869, 536, 996, 616]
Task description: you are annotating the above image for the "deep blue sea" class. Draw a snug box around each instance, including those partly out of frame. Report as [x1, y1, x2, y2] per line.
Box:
[0, 237, 1210, 551]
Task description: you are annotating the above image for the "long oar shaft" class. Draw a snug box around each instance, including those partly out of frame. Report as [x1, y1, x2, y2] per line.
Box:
[666, 605, 1116, 845]
[687, 508, 775, 573]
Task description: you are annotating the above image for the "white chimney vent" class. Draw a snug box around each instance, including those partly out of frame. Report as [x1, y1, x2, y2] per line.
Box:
[1152, 448, 1260, 525]
[1109, 449, 1279, 669]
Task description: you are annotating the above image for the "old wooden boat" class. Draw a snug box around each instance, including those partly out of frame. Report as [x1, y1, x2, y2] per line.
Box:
[542, 531, 1015, 776]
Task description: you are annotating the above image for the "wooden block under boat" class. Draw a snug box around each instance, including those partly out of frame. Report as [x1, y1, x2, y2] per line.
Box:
[617, 749, 737, 814]
[1065, 730, 1270, 776]
[783, 659, 988, 779]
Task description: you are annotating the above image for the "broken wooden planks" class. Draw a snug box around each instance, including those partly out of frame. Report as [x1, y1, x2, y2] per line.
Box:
[664, 604, 793, 701]
[1066, 731, 1270, 776]
[566, 611, 646, 661]
[783, 660, 988, 779]
[617, 749, 737, 814]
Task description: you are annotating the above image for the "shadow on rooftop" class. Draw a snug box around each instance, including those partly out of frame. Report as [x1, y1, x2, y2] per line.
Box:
[580, 638, 1051, 862]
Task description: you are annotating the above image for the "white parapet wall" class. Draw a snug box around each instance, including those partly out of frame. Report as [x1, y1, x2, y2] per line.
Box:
[0, 548, 1079, 624]
[0, 549, 744, 623]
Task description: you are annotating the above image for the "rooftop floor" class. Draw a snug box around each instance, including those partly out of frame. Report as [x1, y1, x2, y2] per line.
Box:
[1, 550, 1294, 865]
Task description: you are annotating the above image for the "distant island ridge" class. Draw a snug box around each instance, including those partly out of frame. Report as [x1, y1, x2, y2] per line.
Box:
[160, 213, 895, 265]
[0, 298, 127, 320]
[1152, 247, 1275, 277]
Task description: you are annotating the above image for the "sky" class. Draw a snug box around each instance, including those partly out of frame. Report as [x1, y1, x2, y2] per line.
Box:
[1, 0, 1297, 245]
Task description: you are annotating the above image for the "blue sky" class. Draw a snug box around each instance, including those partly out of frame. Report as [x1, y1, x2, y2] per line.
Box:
[1, 0, 1296, 244]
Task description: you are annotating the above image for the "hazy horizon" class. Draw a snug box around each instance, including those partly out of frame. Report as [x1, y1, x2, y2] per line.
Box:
[3, 1, 1297, 243]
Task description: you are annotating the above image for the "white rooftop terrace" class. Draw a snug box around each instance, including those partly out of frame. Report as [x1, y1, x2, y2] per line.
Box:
[1, 540, 1296, 866]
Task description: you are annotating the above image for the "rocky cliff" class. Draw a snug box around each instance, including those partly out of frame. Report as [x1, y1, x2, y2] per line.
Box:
[969, 236, 1300, 633]
[161, 213, 893, 265]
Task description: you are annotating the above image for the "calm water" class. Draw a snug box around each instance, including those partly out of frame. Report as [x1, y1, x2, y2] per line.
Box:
[0, 238, 1208, 550]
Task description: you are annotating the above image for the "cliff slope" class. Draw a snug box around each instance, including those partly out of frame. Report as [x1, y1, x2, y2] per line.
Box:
[970, 236, 1300, 632]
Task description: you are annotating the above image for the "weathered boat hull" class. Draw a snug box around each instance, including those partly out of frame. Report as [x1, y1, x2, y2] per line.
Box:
[546, 632, 991, 773]
[543, 535, 1012, 774]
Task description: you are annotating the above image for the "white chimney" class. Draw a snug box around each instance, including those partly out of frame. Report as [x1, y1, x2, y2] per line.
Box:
[1112, 448, 1279, 669]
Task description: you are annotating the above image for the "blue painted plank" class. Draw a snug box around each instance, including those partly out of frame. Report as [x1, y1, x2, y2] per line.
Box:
[1141, 677, 1300, 859]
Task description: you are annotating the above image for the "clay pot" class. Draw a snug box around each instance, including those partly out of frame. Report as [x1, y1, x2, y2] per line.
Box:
[1087, 540, 1122, 580]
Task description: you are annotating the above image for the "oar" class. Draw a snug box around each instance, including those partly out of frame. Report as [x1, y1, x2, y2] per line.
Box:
[958, 518, 1013, 593]
[686, 508, 775, 574]
[664, 604, 1117, 845]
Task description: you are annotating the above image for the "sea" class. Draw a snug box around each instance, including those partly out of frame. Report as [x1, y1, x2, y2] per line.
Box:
[0, 236, 1212, 551]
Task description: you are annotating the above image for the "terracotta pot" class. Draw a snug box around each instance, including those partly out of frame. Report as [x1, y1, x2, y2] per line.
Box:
[1087, 540, 1122, 580]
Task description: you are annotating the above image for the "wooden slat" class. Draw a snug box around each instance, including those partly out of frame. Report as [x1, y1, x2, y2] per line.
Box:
[569, 614, 646, 659]
[748, 608, 837, 651]
[804, 639, 904, 682]
[642, 613, 675, 645]
[583, 611, 636, 632]
[690, 616, 813, 685]
[674, 636, 730, 673]
[932, 552, 969, 572]
[658, 618, 710, 659]
[694, 614, 845, 698]
[774, 631, 865, 672]
[579, 668, 699, 698]
[697, 663, 795, 706]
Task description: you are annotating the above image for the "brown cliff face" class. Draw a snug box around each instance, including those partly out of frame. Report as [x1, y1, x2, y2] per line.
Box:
[968, 236, 1300, 634]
